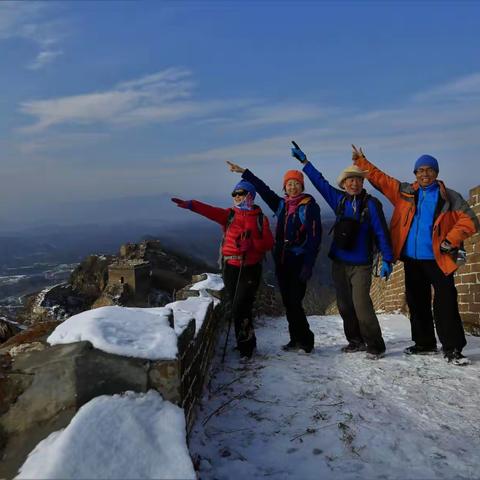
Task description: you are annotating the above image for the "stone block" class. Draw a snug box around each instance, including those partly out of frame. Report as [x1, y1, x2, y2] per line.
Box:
[177, 320, 194, 356]
[148, 359, 181, 404]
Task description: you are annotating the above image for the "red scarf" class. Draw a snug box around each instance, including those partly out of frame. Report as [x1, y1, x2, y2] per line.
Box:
[284, 193, 308, 216]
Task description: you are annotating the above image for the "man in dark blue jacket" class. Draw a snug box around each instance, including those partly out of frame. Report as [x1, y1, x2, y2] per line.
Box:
[227, 161, 322, 354]
[291, 145, 394, 359]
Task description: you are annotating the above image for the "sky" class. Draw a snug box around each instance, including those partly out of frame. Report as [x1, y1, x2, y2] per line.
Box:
[1, 1, 480, 228]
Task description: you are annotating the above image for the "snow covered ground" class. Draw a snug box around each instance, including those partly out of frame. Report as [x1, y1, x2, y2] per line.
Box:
[190, 314, 480, 480]
[16, 391, 196, 480]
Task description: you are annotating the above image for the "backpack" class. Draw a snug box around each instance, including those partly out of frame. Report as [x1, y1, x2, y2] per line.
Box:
[331, 194, 371, 251]
[218, 208, 264, 269]
[274, 198, 309, 256]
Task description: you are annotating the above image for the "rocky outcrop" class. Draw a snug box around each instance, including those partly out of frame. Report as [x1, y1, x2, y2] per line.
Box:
[18, 284, 88, 325]
[19, 241, 215, 325]
[70, 254, 114, 301]
[0, 320, 21, 344]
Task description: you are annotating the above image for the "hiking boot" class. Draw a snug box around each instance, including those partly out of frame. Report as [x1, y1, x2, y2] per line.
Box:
[366, 351, 385, 360]
[298, 344, 314, 354]
[444, 349, 471, 366]
[403, 345, 438, 356]
[341, 343, 366, 353]
[282, 341, 300, 352]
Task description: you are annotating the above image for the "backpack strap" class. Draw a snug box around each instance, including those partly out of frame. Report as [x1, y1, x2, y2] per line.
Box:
[275, 199, 285, 219]
[218, 208, 236, 269]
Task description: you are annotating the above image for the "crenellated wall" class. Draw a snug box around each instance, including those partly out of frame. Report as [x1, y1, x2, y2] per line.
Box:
[327, 185, 480, 335]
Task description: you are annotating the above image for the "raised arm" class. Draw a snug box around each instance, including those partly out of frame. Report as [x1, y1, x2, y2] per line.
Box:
[171, 198, 230, 226]
[290, 143, 343, 212]
[302, 161, 343, 212]
[226, 161, 282, 213]
[352, 145, 402, 205]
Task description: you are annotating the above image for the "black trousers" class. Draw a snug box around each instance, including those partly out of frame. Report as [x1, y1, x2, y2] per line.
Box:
[403, 258, 466, 352]
[223, 262, 262, 356]
[332, 261, 386, 354]
[276, 255, 314, 350]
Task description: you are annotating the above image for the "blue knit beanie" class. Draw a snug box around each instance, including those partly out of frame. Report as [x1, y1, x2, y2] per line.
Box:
[414, 154, 439, 174]
[233, 180, 256, 200]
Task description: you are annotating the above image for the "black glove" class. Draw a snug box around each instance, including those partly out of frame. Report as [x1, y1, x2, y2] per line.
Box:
[440, 239, 453, 254]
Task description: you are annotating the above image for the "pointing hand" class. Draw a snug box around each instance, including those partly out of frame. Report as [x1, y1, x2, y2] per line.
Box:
[226, 161, 245, 174]
[171, 198, 192, 210]
[352, 144, 365, 164]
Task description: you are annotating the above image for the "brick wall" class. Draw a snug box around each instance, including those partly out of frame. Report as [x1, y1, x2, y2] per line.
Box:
[455, 185, 480, 335]
[327, 185, 480, 335]
[147, 274, 223, 432]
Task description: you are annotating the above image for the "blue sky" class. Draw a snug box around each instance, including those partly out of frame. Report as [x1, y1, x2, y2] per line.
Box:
[1, 1, 480, 227]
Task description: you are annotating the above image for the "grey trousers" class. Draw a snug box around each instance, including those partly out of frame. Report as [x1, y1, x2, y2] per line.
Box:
[332, 261, 385, 354]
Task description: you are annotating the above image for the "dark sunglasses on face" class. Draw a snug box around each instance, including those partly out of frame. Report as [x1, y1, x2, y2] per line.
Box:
[231, 190, 248, 197]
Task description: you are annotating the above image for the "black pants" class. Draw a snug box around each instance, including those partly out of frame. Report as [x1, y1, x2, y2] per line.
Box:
[332, 261, 386, 354]
[276, 255, 314, 350]
[403, 258, 466, 352]
[223, 262, 262, 356]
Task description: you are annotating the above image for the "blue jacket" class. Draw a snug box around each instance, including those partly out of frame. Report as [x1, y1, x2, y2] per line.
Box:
[303, 162, 393, 265]
[403, 182, 439, 260]
[242, 169, 322, 268]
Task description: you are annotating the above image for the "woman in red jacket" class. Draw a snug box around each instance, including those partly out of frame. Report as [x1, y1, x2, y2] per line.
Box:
[171, 180, 274, 359]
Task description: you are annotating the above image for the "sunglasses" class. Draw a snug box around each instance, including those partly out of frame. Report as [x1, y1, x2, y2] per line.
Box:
[231, 190, 248, 197]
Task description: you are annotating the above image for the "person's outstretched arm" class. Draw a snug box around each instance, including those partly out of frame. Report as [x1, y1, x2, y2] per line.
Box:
[171, 198, 230, 226]
[352, 145, 401, 205]
[290, 144, 343, 212]
[227, 161, 282, 214]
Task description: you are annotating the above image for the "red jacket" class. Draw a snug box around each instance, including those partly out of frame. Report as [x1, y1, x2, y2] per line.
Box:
[190, 200, 274, 267]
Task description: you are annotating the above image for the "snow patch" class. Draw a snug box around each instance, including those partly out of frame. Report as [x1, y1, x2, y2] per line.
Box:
[16, 390, 196, 480]
[190, 273, 224, 292]
[167, 296, 214, 336]
[47, 306, 178, 360]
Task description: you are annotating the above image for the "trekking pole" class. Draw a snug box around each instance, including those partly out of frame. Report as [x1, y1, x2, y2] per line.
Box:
[221, 231, 249, 363]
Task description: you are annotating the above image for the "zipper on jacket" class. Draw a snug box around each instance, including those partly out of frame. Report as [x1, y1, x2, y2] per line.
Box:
[414, 191, 425, 258]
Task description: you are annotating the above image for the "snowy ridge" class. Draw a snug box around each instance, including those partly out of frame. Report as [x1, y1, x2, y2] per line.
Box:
[190, 314, 480, 480]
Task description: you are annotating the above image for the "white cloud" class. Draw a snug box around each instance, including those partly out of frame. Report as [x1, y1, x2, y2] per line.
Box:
[413, 72, 480, 102]
[28, 48, 63, 70]
[0, 2, 64, 69]
[19, 68, 259, 133]
[19, 68, 197, 132]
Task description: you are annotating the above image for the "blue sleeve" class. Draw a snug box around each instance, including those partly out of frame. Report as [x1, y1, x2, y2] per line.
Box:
[368, 198, 394, 262]
[242, 169, 282, 214]
[302, 162, 343, 212]
[303, 201, 322, 268]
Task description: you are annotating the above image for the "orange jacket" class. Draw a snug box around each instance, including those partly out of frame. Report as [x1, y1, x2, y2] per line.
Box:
[355, 155, 479, 275]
